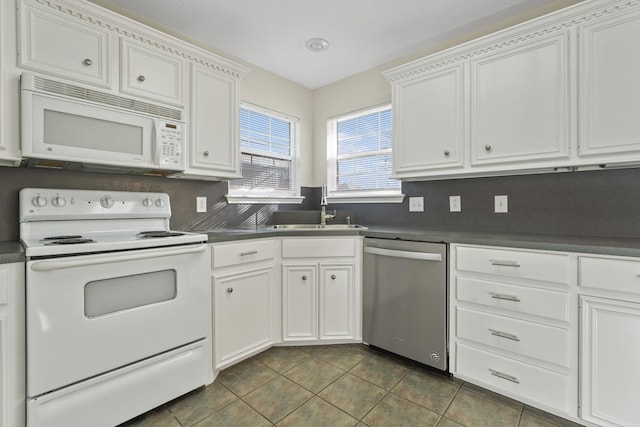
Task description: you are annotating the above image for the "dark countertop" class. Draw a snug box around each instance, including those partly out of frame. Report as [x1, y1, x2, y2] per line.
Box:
[0, 242, 25, 264]
[202, 225, 640, 258]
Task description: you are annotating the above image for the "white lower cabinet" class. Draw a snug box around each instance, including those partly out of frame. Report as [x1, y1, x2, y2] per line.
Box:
[579, 254, 640, 427]
[0, 262, 25, 427]
[580, 296, 640, 427]
[281, 237, 362, 344]
[211, 239, 277, 371]
[450, 244, 579, 421]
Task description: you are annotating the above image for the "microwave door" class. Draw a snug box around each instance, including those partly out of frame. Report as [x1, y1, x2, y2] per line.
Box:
[25, 93, 154, 168]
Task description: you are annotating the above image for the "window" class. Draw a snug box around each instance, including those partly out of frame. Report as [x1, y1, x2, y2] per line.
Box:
[228, 103, 302, 203]
[327, 104, 403, 203]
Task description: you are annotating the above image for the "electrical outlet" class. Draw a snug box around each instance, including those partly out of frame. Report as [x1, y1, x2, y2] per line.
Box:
[409, 197, 424, 212]
[494, 195, 508, 213]
[449, 195, 461, 212]
[196, 197, 207, 213]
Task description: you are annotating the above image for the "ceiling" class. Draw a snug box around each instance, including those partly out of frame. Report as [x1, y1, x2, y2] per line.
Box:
[90, 0, 568, 89]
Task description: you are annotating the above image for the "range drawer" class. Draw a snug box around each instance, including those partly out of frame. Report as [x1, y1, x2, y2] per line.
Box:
[456, 246, 569, 284]
[212, 239, 275, 269]
[456, 307, 569, 367]
[456, 277, 569, 322]
[282, 238, 355, 258]
[579, 256, 640, 296]
[456, 343, 570, 413]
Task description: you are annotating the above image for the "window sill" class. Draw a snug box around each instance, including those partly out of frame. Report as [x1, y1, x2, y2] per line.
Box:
[327, 192, 405, 204]
[226, 194, 305, 205]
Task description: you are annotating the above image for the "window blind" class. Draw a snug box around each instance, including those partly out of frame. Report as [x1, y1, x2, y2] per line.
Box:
[230, 106, 296, 192]
[335, 106, 399, 192]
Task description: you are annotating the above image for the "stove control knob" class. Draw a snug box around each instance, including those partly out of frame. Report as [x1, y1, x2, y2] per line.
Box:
[142, 198, 153, 208]
[155, 198, 166, 208]
[100, 196, 115, 209]
[32, 196, 48, 207]
[51, 196, 67, 208]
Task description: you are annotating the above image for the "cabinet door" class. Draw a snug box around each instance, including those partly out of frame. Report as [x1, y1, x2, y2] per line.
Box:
[0, 263, 25, 427]
[282, 264, 317, 342]
[188, 62, 241, 178]
[392, 63, 465, 177]
[213, 266, 273, 369]
[578, 10, 640, 159]
[581, 296, 640, 427]
[19, 4, 110, 87]
[470, 31, 570, 166]
[120, 39, 184, 106]
[319, 263, 355, 340]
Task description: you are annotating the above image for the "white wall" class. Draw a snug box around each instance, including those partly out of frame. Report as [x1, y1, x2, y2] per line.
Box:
[90, 0, 582, 188]
[310, 0, 583, 186]
[88, 0, 315, 185]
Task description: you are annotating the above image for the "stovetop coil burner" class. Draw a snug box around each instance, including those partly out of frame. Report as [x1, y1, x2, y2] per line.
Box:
[137, 231, 186, 238]
[44, 238, 96, 245]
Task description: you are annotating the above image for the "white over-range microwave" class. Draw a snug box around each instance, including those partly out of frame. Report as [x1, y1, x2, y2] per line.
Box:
[21, 73, 185, 173]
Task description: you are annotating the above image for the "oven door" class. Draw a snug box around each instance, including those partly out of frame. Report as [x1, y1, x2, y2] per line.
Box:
[26, 243, 209, 398]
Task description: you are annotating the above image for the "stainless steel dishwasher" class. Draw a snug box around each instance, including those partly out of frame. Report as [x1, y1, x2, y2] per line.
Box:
[363, 238, 448, 371]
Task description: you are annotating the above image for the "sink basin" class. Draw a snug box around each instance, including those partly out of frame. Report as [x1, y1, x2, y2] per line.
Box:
[272, 224, 367, 230]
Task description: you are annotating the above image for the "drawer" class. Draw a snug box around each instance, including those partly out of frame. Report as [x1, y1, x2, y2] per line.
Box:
[456, 277, 569, 322]
[0, 268, 8, 304]
[456, 343, 570, 413]
[579, 256, 640, 296]
[456, 246, 569, 284]
[282, 238, 355, 258]
[212, 240, 275, 269]
[456, 307, 568, 367]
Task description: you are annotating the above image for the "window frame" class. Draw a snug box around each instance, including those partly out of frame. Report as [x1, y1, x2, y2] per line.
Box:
[226, 102, 303, 204]
[326, 103, 404, 204]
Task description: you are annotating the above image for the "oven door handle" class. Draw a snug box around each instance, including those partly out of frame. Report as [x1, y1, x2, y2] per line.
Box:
[30, 244, 207, 272]
[364, 246, 442, 261]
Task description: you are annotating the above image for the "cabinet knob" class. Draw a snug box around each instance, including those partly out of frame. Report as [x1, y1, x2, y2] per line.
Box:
[203, 151, 210, 157]
[137, 75, 146, 82]
[227, 287, 233, 293]
[83, 58, 93, 66]
[444, 150, 450, 157]
[331, 274, 336, 280]
[485, 145, 492, 152]
[302, 275, 307, 281]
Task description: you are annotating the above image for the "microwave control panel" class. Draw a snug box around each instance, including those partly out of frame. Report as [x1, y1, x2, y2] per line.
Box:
[156, 121, 184, 170]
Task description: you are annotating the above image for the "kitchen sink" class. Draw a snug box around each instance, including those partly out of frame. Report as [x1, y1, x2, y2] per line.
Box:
[272, 224, 367, 230]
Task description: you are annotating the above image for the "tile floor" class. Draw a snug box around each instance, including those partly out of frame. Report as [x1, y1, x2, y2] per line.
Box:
[120, 344, 584, 427]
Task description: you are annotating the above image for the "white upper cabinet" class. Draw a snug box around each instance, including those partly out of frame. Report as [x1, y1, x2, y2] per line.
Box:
[385, 0, 640, 180]
[19, 2, 111, 87]
[470, 32, 570, 166]
[182, 62, 241, 179]
[390, 62, 465, 178]
[11, 0, 247, 179]
[120, 39, 185, 107]
[578, 8, 640, 159]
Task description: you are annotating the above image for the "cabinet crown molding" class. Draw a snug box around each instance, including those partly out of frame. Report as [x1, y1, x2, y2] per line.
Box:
[30, 0, 248, 79]
[384, 0, 640, 83]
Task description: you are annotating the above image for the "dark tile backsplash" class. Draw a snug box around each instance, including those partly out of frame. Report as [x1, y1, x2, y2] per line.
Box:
[2, 165, 640, 242]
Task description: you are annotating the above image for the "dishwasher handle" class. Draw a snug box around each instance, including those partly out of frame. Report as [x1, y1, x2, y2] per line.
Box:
[364, 246, 443, 262]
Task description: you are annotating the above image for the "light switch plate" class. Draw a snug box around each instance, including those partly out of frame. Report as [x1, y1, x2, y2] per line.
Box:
[449, 195, 461, 212]
[196, 197, 207, 213]
[409, 197, 424, 212]
[494, 195, 508, 213]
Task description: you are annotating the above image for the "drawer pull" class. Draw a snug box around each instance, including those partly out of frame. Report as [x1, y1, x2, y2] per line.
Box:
[138, 75, 146, 82]
[302, 275, 307, 281]
[489, 292, 521, 302]
[489, 369, 520, 384]
[489, 329, 520, 342]
[331, 274, 336, 280]
[227, 288, 233, 293]
[240, 250, 258, 256]
[490, 259, 521, 268]
[83, 58, 93, 66]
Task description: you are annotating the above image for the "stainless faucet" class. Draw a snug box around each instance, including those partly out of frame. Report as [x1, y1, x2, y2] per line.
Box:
[320, 185, 336, 226]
